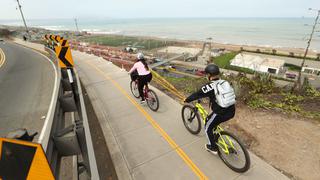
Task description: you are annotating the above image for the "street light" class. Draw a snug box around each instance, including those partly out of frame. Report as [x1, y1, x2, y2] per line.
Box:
[295, 8, 320, 91]
[15, 0, 30, 40]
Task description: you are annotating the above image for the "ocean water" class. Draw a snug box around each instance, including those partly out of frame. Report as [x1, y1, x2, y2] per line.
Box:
[1, 18, 319, 51]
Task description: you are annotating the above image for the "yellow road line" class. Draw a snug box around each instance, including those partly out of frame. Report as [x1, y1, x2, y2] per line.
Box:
[0, 48, 6, 68]
[85, 61, 208, 180]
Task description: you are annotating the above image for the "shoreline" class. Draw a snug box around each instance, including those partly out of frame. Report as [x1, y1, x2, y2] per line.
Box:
[1, 24, 319, 58]
[81, 33, 319, 59]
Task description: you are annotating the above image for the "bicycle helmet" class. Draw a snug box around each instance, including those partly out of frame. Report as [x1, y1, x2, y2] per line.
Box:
[205, 64, 220, 76]
[137, 52, 144, 60]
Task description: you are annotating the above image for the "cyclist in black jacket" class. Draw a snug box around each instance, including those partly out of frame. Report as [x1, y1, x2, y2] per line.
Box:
[185, 64, 235, 154]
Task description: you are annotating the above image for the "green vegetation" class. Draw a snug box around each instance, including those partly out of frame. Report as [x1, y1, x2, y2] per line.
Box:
[302, 77, 320, 97]
[212, 52, 237, 68]
[212, 52, 254, 74]
[156, 71, 320, 120]
[284, 63, 301, 72]
[79, 35, 176, 50]
[162, 76, 207, 93]
[228, 74, 320, 118]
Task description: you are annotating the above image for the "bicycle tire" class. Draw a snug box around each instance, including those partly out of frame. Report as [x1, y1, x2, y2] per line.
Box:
[217, 131, 251, 173]
[130, 81, 140, 98]
[146, 89, 159, 111]
[181, 105, 201, 134]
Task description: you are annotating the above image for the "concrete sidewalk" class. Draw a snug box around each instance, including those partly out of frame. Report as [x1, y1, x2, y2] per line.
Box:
[72, 51, 289, 180]
[14, 40, 289, 180]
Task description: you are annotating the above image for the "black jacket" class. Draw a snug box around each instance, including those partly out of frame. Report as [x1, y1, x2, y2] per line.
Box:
[185, 80, 235, 115]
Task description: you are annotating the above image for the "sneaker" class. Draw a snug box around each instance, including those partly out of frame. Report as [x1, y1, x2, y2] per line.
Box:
[140, 100, 146, 104]
[205, 144, 218, 155]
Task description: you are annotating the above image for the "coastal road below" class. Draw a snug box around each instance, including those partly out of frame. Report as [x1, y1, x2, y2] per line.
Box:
[0, 41, 55, 140]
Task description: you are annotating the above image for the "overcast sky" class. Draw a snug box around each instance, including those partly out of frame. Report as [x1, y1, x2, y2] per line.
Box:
[0, 0, 319, 20]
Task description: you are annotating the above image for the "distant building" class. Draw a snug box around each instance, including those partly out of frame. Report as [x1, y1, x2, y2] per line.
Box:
[302, 67, 320, 76]
[231, 53, 285, 74]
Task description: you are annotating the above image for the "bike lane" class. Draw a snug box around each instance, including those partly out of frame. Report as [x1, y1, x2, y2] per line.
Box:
[71, 50, 290, 180]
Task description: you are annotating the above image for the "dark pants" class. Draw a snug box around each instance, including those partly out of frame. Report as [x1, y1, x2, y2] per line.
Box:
[205, 111, 235, 146]
[138, 73, 152, 100]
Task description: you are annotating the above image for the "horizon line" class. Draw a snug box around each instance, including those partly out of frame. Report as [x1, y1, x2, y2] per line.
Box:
[0, 16, 315, 21]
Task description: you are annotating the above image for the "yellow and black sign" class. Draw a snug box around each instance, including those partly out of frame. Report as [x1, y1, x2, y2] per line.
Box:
[54, 35, 64, 43]
[0, 138, 54, 180]
[49, 35, 55, 41]
[59, 39, 69, 47]
[55, 46, 74, 68]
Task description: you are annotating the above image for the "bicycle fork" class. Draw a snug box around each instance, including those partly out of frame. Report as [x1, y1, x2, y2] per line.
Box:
[217, 133, 236, 155]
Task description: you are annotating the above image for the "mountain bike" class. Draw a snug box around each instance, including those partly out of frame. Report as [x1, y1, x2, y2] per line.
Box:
[130, 80, 159, 111]
[181, 100, 250, 173]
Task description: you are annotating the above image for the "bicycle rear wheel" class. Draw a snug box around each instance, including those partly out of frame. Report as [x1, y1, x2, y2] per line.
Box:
[181, 105, 201, 134]
[217, 131, 250, 173]
[146, 89, 159, 111]
[130, 81, 140, 98]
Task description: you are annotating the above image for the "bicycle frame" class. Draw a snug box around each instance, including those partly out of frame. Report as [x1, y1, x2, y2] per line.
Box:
[194, 102, 235, 155]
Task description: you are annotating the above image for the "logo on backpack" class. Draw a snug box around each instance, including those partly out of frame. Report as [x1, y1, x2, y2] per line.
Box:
[211, 80, 236, 108]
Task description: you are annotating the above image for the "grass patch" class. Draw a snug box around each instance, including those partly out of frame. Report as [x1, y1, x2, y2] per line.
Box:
[163, 76, 207, 93]
[284, 63, 301, 72]
[228, 66, 255, 74]
[212, 52, 237, 68]
[79, 35, 176, 50]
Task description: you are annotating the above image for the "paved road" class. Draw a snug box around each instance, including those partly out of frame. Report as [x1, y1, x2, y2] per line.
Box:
[0, 41, 55, 140]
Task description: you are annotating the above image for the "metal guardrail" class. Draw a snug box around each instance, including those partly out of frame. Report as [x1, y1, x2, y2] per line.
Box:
[40, 46, 99, 179]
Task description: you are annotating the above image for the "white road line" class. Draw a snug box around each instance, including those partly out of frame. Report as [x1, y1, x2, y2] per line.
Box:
[0, 48, 6, 68]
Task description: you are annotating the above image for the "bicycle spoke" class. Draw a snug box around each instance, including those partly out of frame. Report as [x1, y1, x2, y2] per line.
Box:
[183, 107, 199, 132]
[146, 90, 159, 111]
[218, 134, 247, 170]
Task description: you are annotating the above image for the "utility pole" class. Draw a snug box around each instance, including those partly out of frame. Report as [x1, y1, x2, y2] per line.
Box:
[295, 8, 320, 91]
[16, 0, 30, 39]
[74, 18, 80, 32]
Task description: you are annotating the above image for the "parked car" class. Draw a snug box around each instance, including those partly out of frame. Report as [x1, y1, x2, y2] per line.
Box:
[285, 73, 297, 79]
[123, 46, 138, 53]
[195, 70, 205, 76]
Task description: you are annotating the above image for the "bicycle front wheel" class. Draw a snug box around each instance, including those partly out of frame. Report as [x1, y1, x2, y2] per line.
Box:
[217, 131, 251, 173]
[146, 89, 159, 111]
[181, 105, 201, 134]
[130, 81, 140, 98]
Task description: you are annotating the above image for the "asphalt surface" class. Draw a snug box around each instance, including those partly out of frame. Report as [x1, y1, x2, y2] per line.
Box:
[0, 41, 55, 139]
